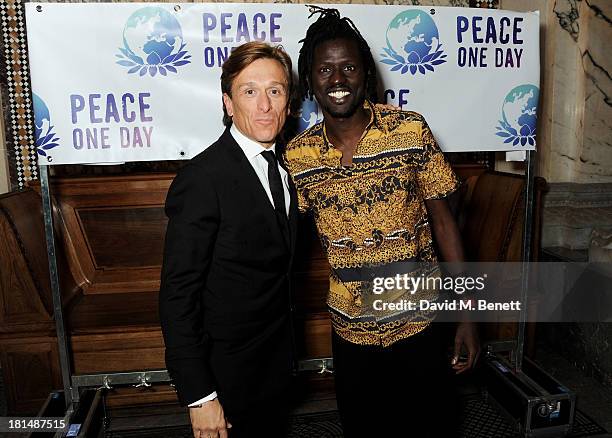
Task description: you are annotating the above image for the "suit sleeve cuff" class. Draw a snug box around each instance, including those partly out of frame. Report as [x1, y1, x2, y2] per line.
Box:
[188, 391, 218, 407]
[166, 356, 216, 406]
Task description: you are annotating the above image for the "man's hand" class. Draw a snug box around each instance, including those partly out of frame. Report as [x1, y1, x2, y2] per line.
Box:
[452, 321, 480, 374]
[189, 399, 232, 438]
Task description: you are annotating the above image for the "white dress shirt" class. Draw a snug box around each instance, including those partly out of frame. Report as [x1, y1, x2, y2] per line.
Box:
[188, 126, 291, 407]
[229, 124, 291, 216]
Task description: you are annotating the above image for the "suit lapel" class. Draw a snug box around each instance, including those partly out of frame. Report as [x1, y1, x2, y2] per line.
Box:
[221, 129, 291, 250]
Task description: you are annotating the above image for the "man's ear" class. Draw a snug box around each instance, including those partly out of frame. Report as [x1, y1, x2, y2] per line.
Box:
[222, 93, 233, 117]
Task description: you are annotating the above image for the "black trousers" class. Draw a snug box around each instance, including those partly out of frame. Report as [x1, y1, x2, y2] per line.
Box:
[332, 324, 458, 438]
[212, 317, 292, 438]
[227, 404, 289, 438]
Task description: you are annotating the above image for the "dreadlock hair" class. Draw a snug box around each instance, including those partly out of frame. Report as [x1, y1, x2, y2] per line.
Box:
[298, 6, 379, 103]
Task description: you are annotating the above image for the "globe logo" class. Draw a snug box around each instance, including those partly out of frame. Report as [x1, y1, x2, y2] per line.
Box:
[496, 84, 539, 147]
[298, 98, 323, 133]
[33, 93, 60, 157]
[116, 7, 191, 77]
[380, 10, 447, 75]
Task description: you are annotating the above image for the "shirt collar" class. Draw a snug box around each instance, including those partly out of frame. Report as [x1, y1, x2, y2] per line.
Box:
[321, 100, 385, 153]
[230, 124, 276, 160]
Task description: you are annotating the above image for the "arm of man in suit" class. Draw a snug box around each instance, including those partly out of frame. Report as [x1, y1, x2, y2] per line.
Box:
[425, 198, 480, 374]
[159, 164, 231, 437]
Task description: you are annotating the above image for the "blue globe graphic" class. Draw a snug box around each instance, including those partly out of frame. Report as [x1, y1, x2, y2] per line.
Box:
[123, 7, 183, 66]
[502, 85, 539, 137]
[386, 10, 440, 65]
[298, 99, 323, 133]
[32, 93, 50, 142]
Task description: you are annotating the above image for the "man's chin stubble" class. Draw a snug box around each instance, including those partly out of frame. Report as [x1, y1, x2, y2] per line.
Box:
[325, 103, 361, 119]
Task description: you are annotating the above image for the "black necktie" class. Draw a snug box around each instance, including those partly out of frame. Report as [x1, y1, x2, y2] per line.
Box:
[261, 150, 290, 248]
[261, 150, 288, 220]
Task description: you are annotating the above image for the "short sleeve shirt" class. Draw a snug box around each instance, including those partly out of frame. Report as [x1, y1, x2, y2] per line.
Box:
[284, 101, 460, 346]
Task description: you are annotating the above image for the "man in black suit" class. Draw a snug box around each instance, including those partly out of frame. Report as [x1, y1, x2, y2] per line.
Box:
[159, 42, 297, 438]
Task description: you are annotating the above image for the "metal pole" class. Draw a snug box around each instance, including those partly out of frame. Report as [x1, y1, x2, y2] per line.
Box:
[516, 150, 535, 371]
[40, 165, 73, 406]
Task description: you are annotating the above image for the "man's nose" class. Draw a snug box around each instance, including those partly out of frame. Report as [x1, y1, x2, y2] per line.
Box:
[258, 93, 271, 112]
[330, 68, 345, 85]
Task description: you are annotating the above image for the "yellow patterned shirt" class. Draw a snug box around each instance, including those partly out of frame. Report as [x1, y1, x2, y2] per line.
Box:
[284, 101, 460, 346]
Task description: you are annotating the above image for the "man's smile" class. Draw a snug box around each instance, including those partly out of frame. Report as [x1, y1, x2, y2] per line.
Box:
[328, 89, 351, 101]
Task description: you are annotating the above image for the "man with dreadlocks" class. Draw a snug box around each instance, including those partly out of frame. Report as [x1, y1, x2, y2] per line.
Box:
[284, 7, 480, 437]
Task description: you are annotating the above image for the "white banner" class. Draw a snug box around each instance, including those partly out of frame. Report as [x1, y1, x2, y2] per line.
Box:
[26, 3, 539, 165]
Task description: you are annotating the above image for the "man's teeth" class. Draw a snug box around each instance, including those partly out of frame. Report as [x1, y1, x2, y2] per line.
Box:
[329, 91, 350, 99]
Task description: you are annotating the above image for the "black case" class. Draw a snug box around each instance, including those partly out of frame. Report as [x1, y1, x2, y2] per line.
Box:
[483, 354, 576, 437]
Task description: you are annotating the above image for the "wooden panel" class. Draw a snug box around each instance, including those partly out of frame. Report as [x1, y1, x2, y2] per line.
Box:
[293, 270, 329, 315]
[47, 174, 174, 294]
[293, 216, 329, 315]
[78, 207, 166, 269]
[452, 163, 488, 180]
[68, 292, 159, 333]
[295, 313, 332, 359]
[462, 172, 525, 262]
[71, 330, 165, 374]
[103, 386, 179, 408]
[0, 190, 54, 312]
[87, 268, 162, 295]
[0, 219, 49, 326]
[292, 216, 333, 359]
[0, 337, 61, 415]
[0, 192, 55, 331]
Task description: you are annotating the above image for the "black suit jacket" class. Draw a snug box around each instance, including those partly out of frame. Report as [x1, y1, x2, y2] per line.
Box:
[159, 129, 298, 410]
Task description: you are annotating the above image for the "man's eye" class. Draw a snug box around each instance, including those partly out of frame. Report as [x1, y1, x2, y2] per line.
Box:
[319, 67, 331, 73]
[344, 65, 355, 72]
[245, 89, 255, 95]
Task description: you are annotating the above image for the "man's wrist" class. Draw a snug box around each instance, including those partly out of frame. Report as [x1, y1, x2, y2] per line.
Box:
[188, 391, 218, 408]
[189, 398, 215, 409]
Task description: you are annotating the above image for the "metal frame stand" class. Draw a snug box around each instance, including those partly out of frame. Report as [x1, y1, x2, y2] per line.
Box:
[40, 165, 73, 405]
[516, 150, 536, 371]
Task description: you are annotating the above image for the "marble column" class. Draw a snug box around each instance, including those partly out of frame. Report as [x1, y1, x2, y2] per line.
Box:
[545, 0, 611, 183]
